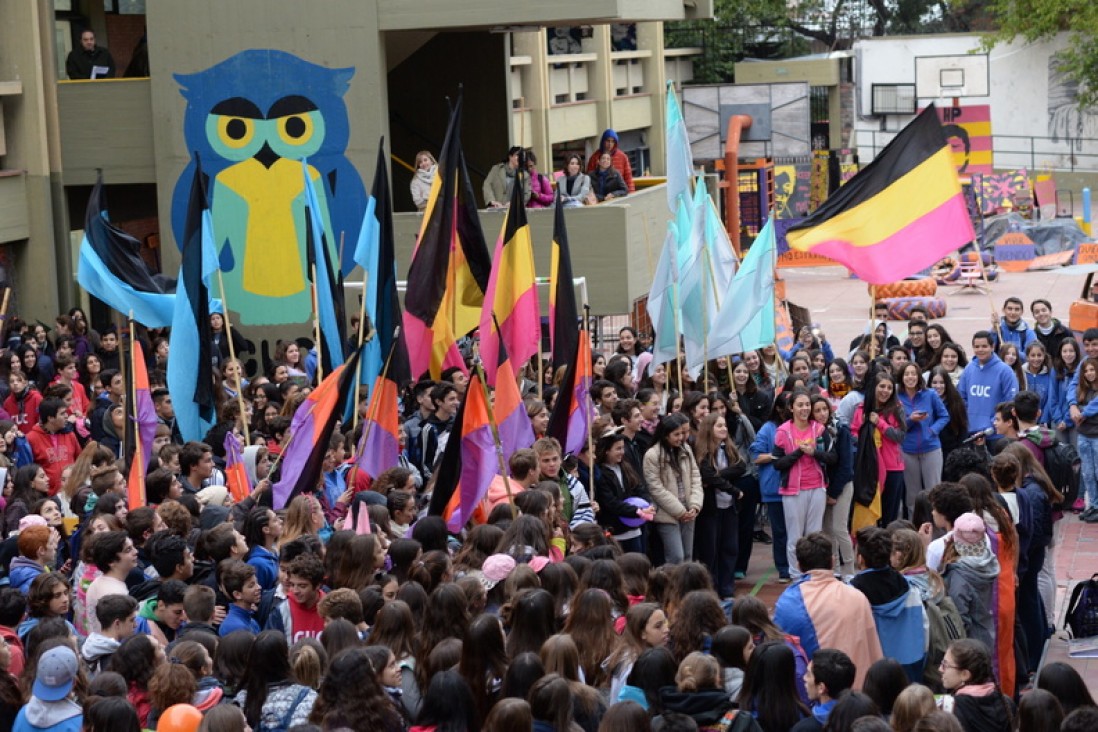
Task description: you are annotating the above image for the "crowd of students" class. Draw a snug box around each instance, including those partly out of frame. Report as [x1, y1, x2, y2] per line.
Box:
[0, 294, 1092, 732]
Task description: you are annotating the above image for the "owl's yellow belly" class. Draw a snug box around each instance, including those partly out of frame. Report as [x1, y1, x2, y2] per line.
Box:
[219, 158, 308, 298]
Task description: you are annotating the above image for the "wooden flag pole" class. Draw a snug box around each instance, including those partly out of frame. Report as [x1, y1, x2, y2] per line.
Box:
[215, 270, 250, 445]
[583, 303, 596, 510]
[355, 326, 399, 460]
[128, 313, 144, 501]
[352, 271, 370, 431]
[868, 285, 878, 359]
[537, 349, 544, 402]
[311, 263, 324, 383]
[0, 288, 10, 327]
[973, 250, 1003, 343]
[473, 359, 517, 520]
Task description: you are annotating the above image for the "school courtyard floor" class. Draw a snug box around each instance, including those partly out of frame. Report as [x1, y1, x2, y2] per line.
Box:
[778, 263, 1082, 356]
[744, 263, 1098, 693]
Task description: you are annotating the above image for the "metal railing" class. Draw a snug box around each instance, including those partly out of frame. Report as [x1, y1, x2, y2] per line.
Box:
[853, 129, 1098, 173]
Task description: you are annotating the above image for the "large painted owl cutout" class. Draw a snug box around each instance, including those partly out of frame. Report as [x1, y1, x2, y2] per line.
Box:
[171, 50, 366, 326]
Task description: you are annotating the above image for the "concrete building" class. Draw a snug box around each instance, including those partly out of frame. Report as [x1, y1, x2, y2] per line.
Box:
[850, 34, 1098, 175]
[0, 0, 710, 333]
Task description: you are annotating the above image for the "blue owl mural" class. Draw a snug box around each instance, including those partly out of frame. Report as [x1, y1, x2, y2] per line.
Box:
[171, 50, 366, 326]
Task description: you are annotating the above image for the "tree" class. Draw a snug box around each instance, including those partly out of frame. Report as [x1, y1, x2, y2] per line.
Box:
[667, 0, 982, 84]
[984, 0, 1098, 108]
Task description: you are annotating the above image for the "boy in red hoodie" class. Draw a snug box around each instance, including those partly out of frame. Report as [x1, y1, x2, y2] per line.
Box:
[26, 398, 80, 494]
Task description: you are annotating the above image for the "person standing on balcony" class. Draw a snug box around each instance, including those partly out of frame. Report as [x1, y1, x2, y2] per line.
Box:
[66, 30, 116, 80]
[484, 146, 531, 209]
[586, 129, 635, 192]
[410, 151, 437, 212]
[591, 153, 628, 203]
[558, 154, 592, 207]
[525, 150, 555, 209]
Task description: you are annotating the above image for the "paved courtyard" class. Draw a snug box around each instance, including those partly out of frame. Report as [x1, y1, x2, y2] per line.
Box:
[749, 263, 1097, 693]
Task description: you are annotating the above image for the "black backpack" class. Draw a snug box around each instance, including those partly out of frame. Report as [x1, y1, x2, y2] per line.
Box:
[1041, 439, 1080, 510]
[1066, 573, 1098, 639]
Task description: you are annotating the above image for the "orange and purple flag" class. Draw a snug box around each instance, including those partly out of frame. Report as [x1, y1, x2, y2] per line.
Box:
[272, 349, 361, 510]
[223, 431, 250, 503]
[479, 157, 539, 387]
[126, 339, 157, 509]
[787, 105, 976, 284]
[403, 94, 492, 380]
[428, 371, 498, 533]
[546, 325, 595, 456]
[493, 347, 534, 460]
[354, 373, 401, 480]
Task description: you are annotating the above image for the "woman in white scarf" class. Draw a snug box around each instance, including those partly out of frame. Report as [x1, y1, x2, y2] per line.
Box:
[410, 150, 437, 211]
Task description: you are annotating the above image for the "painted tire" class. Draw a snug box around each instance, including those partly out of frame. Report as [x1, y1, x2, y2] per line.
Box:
[934, 258, 961, 284]
[870, 277, 938, 299]
[880, 296, 947, 320]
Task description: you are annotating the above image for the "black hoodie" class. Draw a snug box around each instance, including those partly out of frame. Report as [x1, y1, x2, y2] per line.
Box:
[658, 686, 735, 725]
[951, 692, 1015, 732]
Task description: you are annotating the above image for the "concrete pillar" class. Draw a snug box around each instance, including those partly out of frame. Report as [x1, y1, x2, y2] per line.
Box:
[0, 0, 63, 321]
[638, 21, 667, 176]
[510, 29, 552, 172]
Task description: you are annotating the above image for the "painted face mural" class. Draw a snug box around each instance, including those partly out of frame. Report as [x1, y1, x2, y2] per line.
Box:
[171, 50, 366, 326]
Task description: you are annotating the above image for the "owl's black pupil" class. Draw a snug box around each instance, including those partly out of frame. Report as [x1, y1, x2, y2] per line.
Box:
[285, 117, 306, 138]
[226, 119, 247, 140]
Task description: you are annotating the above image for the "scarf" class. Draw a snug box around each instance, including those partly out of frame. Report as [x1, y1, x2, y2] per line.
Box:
[954, 682, 997, 697]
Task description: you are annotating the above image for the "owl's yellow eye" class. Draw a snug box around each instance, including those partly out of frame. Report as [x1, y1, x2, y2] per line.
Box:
[217, 116, 255, 149]
[276, 114, 314, 146]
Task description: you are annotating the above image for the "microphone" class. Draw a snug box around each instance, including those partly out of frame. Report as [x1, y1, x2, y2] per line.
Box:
[962, 427, 995, 444]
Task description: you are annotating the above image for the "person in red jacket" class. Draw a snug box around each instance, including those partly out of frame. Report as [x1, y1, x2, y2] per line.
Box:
[25, 397, 81, 495]
[585, 128, 635, 192]
[4, 372, 42, 430]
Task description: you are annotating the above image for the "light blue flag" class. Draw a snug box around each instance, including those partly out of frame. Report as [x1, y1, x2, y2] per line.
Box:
[647, 227, 680, 366]
[680, 182, 720, 375]
[353, 190, 383, 391]
[302, 159, 345, 370]
[78, 239, 176, 328]
[704, 195, 738, 296]
[666, 82, 694, 215]
[708, 216, 777, 359]
[168, 203, 219, 444]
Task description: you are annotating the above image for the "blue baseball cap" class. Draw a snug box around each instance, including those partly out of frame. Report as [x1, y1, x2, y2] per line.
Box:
[33, 646, 78, 702]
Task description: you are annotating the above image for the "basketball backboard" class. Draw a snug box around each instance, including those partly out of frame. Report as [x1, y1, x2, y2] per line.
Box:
[915, 54, 989, 99]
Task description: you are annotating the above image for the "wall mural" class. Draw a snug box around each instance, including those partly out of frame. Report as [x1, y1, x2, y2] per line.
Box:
[1048, 59, 1098, 145]
[170, 50, 367, 326]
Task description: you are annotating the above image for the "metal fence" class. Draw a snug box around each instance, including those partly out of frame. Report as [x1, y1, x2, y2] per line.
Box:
[853, 129, 1098, 173]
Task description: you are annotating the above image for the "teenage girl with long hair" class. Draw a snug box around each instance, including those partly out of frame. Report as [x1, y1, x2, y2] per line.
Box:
[852, 371, 908, 526]
[643, 413, 703, 565]
[693, 413, 746, 598]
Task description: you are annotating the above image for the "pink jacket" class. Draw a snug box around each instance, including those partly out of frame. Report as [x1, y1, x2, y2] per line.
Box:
[851, 407, 905, 472]
[772, 420, 827, 497]
[527, 172, 555, 208]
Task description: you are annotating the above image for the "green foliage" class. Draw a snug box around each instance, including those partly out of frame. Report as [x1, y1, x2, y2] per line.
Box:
[983, 0, 1098, 108]
[668, 0, 981, 84]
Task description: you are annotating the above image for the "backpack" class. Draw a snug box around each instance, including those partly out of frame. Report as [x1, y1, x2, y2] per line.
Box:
[1041, 439, 1080, 510]
[1066, 573, 1098, 639]
[704, 709, 764, 732]
[922, 593, 967, 689]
